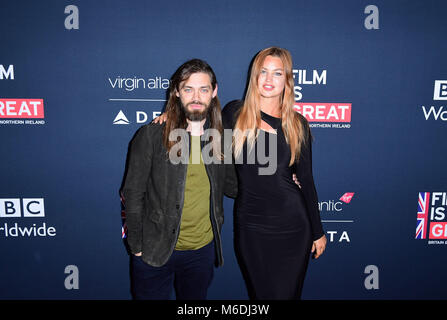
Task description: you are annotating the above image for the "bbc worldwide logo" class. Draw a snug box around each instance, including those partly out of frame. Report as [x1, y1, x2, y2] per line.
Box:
[0, 198, 45, 217]
[421, 81, 447, 121]
[0, 198, 56, 237]
[416, 192, 447, 243]
[433, 80, 447, 100]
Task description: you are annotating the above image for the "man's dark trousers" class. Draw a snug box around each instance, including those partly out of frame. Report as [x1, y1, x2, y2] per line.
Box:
[130, 241, 215, 300]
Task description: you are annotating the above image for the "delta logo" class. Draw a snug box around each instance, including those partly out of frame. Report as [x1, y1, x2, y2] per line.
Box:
[113, 110, 161, 125]
[416, 192, 447, 244]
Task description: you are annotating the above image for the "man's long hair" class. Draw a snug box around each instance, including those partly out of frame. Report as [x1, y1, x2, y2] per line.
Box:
[162, 59, 223, 154]
[233, 47, 305, 166]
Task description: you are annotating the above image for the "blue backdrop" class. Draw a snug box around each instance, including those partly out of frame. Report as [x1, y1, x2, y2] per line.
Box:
[1, 0, 446, 300]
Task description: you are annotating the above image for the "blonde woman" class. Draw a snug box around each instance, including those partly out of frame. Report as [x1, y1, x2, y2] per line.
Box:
[222, 47, 326, 300]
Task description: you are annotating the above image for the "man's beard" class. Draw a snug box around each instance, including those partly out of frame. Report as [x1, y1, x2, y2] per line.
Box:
[182, 100, 212, 121]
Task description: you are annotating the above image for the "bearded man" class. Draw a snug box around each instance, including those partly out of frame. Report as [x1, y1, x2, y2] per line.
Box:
[121, 59, 237, 300]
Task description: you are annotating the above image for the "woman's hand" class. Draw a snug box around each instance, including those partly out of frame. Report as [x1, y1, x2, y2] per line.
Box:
[152, 112, 167, 124]
[311, 235, 327, 259]
[292, 174, 301, 188]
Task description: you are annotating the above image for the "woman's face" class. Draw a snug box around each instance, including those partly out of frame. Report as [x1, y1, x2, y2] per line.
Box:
[257, 55, 286, 100]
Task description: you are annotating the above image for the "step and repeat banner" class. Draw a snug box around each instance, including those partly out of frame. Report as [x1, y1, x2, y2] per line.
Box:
[1, 0, 446, 300]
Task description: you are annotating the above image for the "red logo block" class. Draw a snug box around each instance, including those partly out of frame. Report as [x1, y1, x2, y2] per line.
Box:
[429, 222, 447, 239]
[339, 192, 355, 204]
[0, 99, 44, 118]
[294, 103, 351, 122]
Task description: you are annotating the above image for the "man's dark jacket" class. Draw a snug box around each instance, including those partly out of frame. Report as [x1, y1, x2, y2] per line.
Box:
[122, 120, 237, 267]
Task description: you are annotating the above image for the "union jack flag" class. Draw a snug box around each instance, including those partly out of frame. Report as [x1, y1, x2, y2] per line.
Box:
[416, 192, 430, 239]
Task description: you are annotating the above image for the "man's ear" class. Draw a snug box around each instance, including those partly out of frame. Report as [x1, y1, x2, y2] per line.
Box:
[175, 89, 180, 98]
[212, 84, 218, 98]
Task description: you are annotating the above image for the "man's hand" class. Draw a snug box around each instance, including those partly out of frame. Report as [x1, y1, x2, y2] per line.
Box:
[134, 252, 142, 256]
[311, 235, 327, 259]
[152, 113, 167, 124]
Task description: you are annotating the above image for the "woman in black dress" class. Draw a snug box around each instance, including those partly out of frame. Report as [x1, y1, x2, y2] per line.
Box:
[222, 47, 326, 300]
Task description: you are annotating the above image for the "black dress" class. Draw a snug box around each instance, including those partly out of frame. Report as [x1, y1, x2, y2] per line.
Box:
[222, 100, 324, 300]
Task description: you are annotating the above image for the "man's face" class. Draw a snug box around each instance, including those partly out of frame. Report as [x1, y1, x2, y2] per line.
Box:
[176, 72, 217, 121]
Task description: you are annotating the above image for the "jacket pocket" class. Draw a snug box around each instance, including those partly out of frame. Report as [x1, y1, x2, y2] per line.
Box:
[149, 210, 162, 223]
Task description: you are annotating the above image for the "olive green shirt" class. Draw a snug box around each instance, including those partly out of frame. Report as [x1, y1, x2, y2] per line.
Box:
[175, 135, 213, 250]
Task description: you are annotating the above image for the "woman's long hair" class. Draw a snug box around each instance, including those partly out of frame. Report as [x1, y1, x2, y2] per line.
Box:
[233, 47, 305, 166]
[162, 59, 223, 155]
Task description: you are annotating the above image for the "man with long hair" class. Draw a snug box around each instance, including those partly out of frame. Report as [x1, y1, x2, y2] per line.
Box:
[121, 59, 237, 300]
